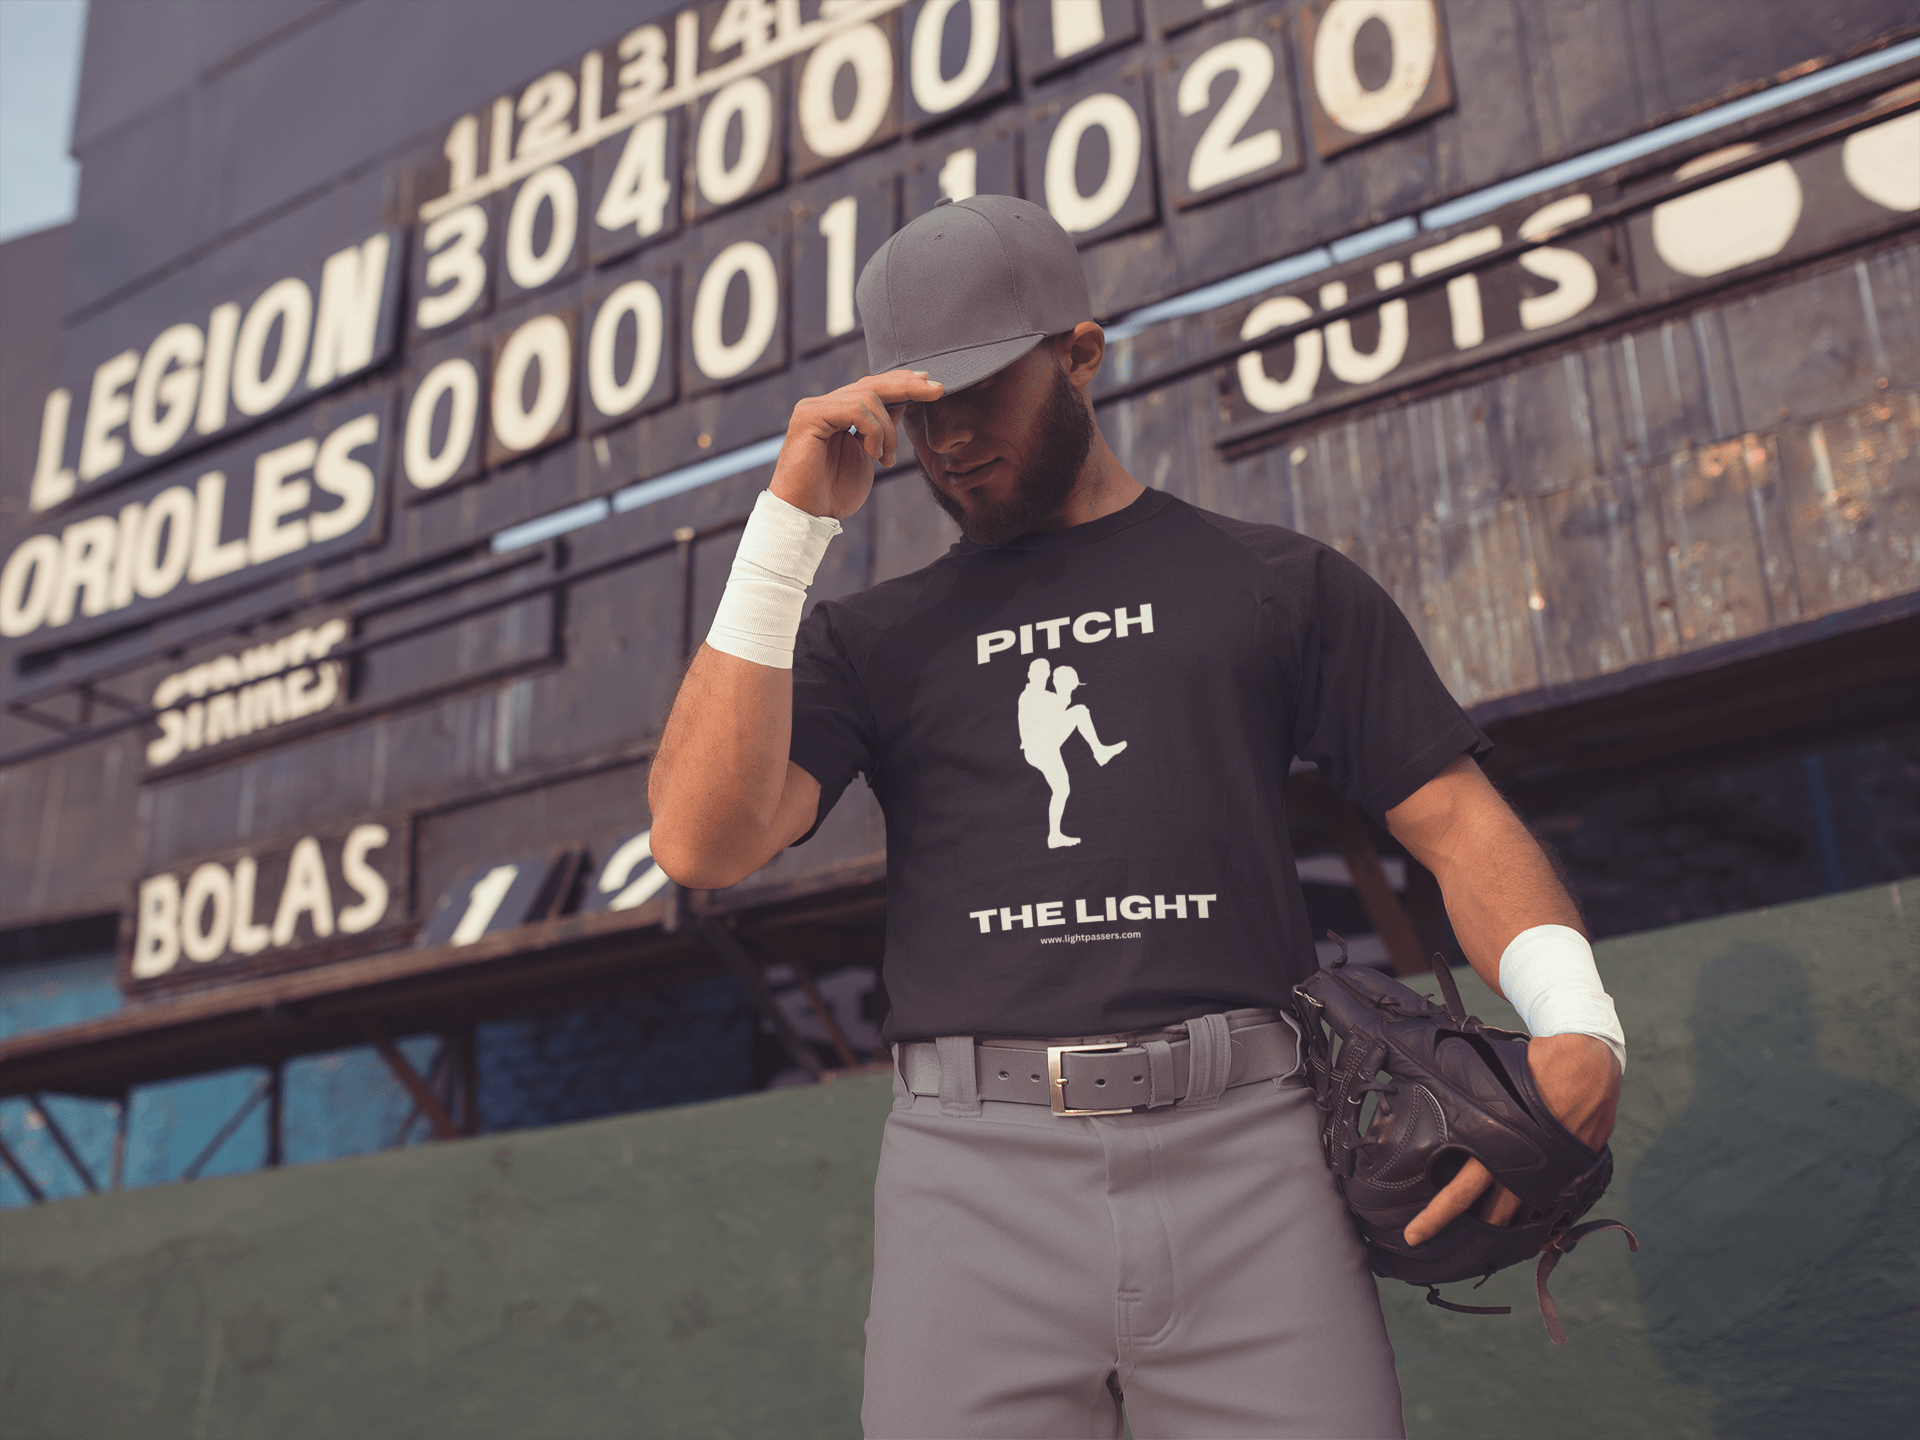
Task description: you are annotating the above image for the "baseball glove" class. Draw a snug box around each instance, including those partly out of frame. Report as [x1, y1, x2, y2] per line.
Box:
[1293, 935, 1636, 1343]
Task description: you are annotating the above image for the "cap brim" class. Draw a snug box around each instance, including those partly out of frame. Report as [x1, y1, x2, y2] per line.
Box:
[898, 332, 1047, 395]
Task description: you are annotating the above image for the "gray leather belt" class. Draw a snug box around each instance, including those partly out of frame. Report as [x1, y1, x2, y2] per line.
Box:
[897, 1008, 1302, 1116]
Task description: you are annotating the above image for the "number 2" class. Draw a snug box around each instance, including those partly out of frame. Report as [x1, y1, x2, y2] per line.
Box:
[1179, 38, 1282, 195]
[517, 71, 577, 158]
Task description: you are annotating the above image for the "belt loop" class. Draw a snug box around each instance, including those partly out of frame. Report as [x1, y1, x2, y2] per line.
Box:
[1182, 1013, 1232, 1109]
[935, 1035, 981, 1116]
[1275, 1010, 1306, 1082]
[1144, 1039, 1178, 1108]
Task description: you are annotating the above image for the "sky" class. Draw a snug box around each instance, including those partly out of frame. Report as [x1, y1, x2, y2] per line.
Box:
[0, 0, 88, 243]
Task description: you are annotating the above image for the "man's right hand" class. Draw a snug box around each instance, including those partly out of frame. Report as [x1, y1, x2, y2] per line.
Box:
[770, 370, 944, 519]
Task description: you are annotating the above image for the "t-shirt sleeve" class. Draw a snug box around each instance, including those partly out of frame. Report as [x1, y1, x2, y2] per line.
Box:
[788, 600, 878, 844]
[1286, 544, 1491, 820]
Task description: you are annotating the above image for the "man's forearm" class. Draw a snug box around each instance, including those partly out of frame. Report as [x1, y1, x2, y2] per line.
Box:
[1384, 756, 1583, 996]
[1430, 801, 1584, 997]
[647, 645, 801, 888]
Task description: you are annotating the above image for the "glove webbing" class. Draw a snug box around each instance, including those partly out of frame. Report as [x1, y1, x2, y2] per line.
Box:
[1535, 1218, 1640, 1344]
[1379, 946, 1641, 1341]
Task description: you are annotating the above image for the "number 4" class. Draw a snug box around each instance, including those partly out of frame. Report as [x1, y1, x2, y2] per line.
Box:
[598, 115, 674, 238]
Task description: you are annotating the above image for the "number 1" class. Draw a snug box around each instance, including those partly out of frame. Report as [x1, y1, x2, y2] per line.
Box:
[819, 195, 859, 338]
[450, 865, 519, 945]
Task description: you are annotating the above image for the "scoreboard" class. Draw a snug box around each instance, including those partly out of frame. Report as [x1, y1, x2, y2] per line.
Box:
[0, 0, 1915, 1052]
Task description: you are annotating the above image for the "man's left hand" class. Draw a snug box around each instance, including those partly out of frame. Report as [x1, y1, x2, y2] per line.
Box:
[1401, 1032, 1620, 1246]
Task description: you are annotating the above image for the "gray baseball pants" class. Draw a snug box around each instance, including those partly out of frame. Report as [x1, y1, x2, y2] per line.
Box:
[862, 1018, 1406, 1440]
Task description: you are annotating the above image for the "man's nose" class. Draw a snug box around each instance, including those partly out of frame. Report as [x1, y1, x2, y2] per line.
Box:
[919, 397, 974, 454]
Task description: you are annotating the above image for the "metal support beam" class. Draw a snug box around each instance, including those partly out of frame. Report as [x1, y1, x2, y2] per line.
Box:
[25, 1094, 98, 1194]
[367, 1029, 460, 1140]
[454, 1027, 480, 1135]
[783, 952, 859, 1069]
[180, 1075, 271, 1182]
[1326, 813, 1426, 977]
[265, 1064, 283, 1167]
[391, 1039, 452, 1147]
[700, 920, 824, 1082]
[109, 1092, 130, 1190]
[675, 526, 698, 661]
[1291, 768, 1427, 977]
[0, 1129, 46, 1203]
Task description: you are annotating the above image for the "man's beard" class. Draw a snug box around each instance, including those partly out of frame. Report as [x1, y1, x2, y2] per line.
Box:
[920, 363, 1096, 546]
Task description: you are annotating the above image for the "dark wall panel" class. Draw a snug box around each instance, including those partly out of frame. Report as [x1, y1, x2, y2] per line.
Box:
[69, 0, 682, 313]
[6, 0, 1916, 956]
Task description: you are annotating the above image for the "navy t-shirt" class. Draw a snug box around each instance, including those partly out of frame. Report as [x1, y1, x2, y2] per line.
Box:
[789, 488, 1488, 1044]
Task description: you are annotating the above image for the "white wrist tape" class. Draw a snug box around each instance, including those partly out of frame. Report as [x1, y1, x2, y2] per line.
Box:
[1498, 924, 1627, 1077]
[706, 490, 842, 669]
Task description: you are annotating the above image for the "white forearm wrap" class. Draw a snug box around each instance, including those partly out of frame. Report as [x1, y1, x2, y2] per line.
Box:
[705, 490, 842, 669]
[1498, 924, 1627, 1077]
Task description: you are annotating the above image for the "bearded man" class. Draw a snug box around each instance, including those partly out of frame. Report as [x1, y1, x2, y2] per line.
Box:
[648, 196, 1625, 1440]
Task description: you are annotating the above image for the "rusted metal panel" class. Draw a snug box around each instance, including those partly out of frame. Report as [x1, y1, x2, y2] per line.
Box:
[1413, 501, 1543, 707]
[1524, 473, 1663, 687]
[1776, 391, 1920, 613]
[0, 732, 146, 924]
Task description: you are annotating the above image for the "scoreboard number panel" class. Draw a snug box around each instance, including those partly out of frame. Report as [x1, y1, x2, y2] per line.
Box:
[899, 0, 1013, 133]
[1024, 47, 1159, 246]
[1154, 5, 1302, 210]
[494, 156, 589, 306]
[579, 828, 674, 915]
[410, 200, 497, 339]
[1014, 0, 1141, 85]
[903, 111, 1020, 217]
[791, 4, 902, 178]
[680, 205, 792, 398]
[484, 291, 583, 469]
[686, 66, 790, 221]
[791, 164, 901, 356]
[1299, 0, 1454, 159]
[417, 846, 580, 949]
[399, 329, 489, 500]
[581, 254, 681, 432]
[588, 108, 685, 266]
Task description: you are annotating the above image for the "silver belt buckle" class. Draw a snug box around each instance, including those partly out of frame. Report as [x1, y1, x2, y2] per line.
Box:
[1046, 1042, 1136, 1116]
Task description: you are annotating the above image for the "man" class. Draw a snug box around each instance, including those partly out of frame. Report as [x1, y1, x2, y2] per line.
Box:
[649, 196, 1624, 1439]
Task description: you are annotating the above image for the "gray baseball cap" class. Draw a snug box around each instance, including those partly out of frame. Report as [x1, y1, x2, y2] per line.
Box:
[857, 194, 1093, 393]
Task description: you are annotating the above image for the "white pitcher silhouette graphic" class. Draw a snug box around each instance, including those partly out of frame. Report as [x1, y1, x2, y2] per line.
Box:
[1016, 658, 1127, 848]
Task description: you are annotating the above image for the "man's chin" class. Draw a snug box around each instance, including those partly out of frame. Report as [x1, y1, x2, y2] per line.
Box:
[929, 484, 1033, 546]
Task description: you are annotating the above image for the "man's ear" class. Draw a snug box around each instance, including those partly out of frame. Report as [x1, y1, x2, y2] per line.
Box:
[1060, 321, 1105, 390]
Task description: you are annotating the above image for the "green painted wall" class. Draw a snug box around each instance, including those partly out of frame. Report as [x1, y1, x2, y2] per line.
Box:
[2, 882, 1914, 1440]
